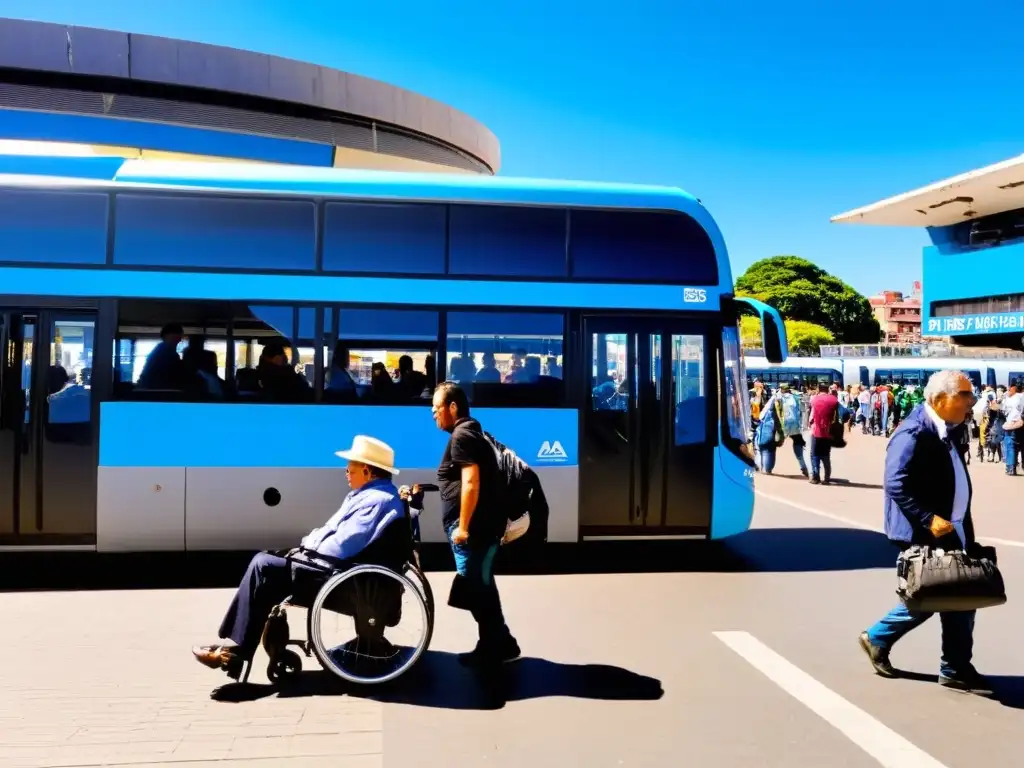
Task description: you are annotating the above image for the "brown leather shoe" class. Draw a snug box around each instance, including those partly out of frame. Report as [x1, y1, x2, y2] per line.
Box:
[192, 644, 239, 669]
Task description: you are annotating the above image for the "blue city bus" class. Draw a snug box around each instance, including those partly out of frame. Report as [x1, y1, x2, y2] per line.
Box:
[0, 157, 786, 552]
[742, 354, 844, 390]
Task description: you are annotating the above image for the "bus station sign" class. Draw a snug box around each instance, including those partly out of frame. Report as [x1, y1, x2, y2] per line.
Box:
[926, 312, 1024, 335]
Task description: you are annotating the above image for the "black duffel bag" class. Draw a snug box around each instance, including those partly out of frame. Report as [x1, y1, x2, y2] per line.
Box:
[896, 544, 1006, 612]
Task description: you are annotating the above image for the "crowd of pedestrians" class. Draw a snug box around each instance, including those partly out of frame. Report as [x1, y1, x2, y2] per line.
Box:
[751, 375, 1024, 480]
[750, 379, 841, 484]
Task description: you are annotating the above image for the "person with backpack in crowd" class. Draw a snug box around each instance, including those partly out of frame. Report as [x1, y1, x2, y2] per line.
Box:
[428, 381, 521, 666]
[765, 382, 808, 477]
[754, 387, 785, 473]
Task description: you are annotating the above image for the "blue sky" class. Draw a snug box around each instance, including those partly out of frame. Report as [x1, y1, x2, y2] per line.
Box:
[4, 1, 1023, 297]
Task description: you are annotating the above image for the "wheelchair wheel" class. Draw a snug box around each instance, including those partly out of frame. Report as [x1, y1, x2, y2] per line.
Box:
[267, 649, 302, 684]
[307, 564, 431, 685]
[404, 561, 434, 649]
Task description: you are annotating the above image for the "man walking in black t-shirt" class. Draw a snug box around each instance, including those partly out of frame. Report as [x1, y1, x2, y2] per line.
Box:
[431, 381, 520, 666]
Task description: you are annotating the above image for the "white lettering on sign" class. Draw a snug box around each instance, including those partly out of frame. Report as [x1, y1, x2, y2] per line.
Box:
[683, 288, 708, 303]
[928, 312, 1024, 335]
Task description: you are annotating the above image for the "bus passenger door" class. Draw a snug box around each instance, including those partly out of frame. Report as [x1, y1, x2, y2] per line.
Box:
[0, 309, 98, 545]
[662, 332, 711, 530]
[579, 317, 712, 537]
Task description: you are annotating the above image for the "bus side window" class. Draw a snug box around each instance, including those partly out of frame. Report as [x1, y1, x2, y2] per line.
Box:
[446, 311, 565, 407]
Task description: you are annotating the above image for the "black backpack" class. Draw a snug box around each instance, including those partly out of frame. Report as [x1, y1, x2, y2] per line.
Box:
[481, 430, 549, 544]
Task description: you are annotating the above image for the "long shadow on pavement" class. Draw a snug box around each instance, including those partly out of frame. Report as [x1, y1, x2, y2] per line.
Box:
[720, 526, 897, 572]
[0, 527, 897, 593]
[210, 651, 664, 710]
[889, 670, 1024, 710]
[769, 473, 884, 490]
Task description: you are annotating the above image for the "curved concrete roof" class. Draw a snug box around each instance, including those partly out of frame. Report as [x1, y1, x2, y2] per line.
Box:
[0, 17, 499, 173]
[831, 153, 1024, 228]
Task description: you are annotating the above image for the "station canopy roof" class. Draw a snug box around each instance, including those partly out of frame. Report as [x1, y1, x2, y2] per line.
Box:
[831, 152, 1024, 227]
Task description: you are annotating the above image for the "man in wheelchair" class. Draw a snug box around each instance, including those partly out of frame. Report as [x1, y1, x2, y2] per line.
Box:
[192, 435, 409, 674]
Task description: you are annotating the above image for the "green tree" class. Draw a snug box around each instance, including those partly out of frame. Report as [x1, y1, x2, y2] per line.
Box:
[735, 255, 881, 343]
[740, 316, 834, 356]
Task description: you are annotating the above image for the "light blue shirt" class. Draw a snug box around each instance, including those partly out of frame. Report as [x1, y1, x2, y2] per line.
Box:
[300, 478, 403, 560]
[924, 403, 969, 548]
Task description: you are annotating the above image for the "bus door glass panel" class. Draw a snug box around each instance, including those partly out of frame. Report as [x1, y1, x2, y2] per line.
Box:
[0, 313, 15, 535]
[39, 316, 97, 537]
[16, 317, 37, 535]
[582, 332, 635, 527]
[664, 334, 711, 528]
[639, 334, 665, 528]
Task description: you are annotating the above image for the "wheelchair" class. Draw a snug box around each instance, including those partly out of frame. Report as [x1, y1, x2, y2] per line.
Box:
[230, 485, 437, 687]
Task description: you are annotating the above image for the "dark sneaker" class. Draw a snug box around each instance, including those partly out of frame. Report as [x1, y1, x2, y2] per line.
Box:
[458, 637, 521, 667]
[809, 476, 820, 484]
[938, 670, 993, 695]
[800, 467, 809, 477]
[858, 632, 896, 678]
[497, 637, 522, 664]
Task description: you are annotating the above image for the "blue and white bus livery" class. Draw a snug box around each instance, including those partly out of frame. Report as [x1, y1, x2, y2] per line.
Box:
[0, 158, 787, 552]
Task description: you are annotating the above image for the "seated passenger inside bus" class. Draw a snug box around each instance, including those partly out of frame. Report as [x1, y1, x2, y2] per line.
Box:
[137, 322, 187, 391]
[256, 341, 312, 403]
[192, 436, 409, 672]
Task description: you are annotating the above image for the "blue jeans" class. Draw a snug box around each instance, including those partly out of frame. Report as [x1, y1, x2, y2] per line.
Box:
[759, 446, 776, 472]
[446, 523, 513, 648]
[1004, 431, 1018, 473]
[866, 603, 975, 677]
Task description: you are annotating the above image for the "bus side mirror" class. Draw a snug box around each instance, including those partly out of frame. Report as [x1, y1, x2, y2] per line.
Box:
[762, 313, 785, 363]
[735, 297, 788, 364]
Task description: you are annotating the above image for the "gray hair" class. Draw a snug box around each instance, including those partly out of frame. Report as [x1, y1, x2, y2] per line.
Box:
[923, 370, 969, 404]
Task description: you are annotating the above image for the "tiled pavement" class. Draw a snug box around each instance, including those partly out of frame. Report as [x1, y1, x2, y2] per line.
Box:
[0, 587, 383, 767]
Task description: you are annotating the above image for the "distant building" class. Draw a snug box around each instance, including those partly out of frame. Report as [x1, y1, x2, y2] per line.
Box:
[869, 281, 923, 343]
[832, 153, 1024, 352]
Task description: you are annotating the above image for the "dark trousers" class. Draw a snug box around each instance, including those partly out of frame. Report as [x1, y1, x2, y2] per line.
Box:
[446, 522, 514, 648]
[218, 552, 327, 658]
[810, 435, 832, 481]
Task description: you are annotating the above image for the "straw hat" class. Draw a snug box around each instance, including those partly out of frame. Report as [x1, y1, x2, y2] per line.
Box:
[334, 435, 399, 475]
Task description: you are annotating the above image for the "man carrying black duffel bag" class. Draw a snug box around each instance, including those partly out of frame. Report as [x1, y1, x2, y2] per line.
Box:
[858, 370, 995, 694]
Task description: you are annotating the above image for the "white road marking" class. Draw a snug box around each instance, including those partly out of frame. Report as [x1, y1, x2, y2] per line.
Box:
[714, 631, 949, 768]
[755, 491, 878, 531]
[755, 490, 1024, 548]
[977, 536, 1024, 549]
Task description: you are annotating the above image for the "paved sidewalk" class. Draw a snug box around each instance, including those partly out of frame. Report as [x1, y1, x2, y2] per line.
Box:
[0, 588, 383, 767]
